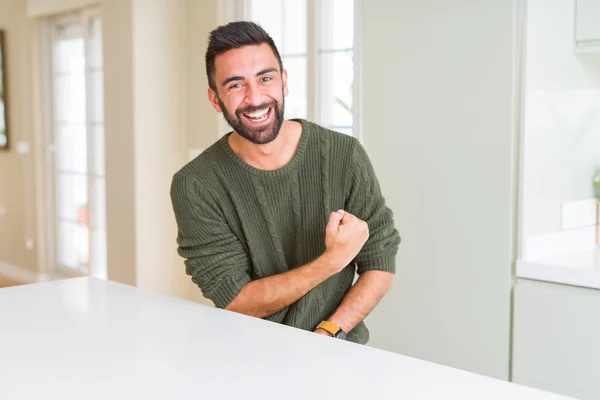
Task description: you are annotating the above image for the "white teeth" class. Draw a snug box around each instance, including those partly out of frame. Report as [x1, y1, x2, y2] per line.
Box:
[248, 109, 267, 118]
[244, 107, 269, 121]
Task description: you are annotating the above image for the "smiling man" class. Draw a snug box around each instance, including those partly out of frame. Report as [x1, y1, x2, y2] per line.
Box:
[170, 21, 400, 343]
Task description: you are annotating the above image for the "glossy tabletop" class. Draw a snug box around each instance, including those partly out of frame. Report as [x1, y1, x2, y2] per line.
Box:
[0, 277, 573, 399]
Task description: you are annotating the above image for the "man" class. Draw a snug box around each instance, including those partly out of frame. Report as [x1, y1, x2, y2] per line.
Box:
[170, 21, 400, 344]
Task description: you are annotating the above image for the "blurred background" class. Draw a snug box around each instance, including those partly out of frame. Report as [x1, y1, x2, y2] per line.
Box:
[1, 1, 600, 399]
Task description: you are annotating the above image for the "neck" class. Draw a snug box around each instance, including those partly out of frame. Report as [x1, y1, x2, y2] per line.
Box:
[229, 120, 302, 171]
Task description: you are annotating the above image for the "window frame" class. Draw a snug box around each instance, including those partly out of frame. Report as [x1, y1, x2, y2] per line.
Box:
[41, 7, 106, 279]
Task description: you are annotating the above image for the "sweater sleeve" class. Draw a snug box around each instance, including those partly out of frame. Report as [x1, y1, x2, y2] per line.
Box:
[345, 140, 401, 274]
[170, 173, 252, 309]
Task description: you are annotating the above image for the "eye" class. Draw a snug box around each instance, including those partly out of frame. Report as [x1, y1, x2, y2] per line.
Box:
[229, 83, 242, 90]
[261, 76, 273, 83]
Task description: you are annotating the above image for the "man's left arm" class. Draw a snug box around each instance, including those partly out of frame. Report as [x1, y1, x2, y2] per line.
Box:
[316, 269, 394, 335]
[316, 139, 401, 337]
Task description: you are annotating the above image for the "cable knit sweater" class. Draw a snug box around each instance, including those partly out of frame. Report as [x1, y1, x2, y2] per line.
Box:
[170, 119, 400, 343]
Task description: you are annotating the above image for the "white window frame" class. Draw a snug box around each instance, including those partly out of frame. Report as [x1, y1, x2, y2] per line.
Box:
[38, 7, 105, 279]
[218, 0, 363, 142]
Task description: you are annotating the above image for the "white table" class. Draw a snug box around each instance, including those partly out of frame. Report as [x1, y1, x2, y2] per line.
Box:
[0, 277, 573, 399]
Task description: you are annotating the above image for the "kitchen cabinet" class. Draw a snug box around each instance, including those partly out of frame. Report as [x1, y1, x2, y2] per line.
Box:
[512, 278, 600, 400]
[575, 0, 600, 52]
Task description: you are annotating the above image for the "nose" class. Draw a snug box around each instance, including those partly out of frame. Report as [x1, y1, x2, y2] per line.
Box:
[244, 81, 263, 106]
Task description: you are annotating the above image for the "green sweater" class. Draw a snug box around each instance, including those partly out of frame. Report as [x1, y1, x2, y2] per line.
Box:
[170, 119, 400, 344]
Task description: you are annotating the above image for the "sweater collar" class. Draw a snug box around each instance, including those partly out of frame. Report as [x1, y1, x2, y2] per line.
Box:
[218, 118, 311, 176]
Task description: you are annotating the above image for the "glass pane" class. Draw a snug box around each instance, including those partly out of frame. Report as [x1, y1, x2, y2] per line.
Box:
[283, 0, 306, 54]
[57, 173, 88, 222]
[51, 16, 106, 277]
[56, 124, 87, 173]
[91, 229, 107, 279]
[320, 0, 354, 50]
[87, 17, 103, 69]
[89, 71, 104, 122]
[283, 56, 307, 119]
[91, 178, 106, 229]
[250, 0, 284, 52]
[54, 23, 84, 73]
[92, 124, 105, 176]
[58, 221, 89, 269]
[54, 74, 86, 123]
[320, 51, 353, 128]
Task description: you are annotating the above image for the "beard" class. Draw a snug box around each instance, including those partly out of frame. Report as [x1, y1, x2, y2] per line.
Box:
[218, 93, 285, 145]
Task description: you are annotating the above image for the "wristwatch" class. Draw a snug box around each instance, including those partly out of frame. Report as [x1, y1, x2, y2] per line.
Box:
[317, 320, 347, 340]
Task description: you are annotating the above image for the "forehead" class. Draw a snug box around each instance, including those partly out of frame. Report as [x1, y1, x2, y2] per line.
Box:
[213, 43, 280, 79]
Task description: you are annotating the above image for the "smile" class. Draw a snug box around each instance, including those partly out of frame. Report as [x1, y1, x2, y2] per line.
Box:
[242, 106, 272, 124]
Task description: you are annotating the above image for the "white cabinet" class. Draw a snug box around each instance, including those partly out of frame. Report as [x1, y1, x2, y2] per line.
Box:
[512, 279, 600, 400]
[575, 0, 600, 53]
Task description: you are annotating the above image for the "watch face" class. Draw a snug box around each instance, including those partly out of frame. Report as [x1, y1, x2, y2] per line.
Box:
[335, 330, 347, 340]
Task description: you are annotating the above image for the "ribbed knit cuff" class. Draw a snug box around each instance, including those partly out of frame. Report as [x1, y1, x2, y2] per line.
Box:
[355, 253, 397, 274]
[346, 321, 370, 344]
[208, 273, 252, 309]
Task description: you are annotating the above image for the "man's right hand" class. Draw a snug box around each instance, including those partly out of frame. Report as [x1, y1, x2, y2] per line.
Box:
[324, 210, 370, 271]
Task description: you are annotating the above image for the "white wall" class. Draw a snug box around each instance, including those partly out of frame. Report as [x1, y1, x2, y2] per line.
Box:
[103, 0, 137, 286]
[0, 0, 38, 275]
[362, 0, 517, 380]
[187, 0, 220, 150]
[25, 0, 96, 17]
[131, 0, 188, 295]
[522, 0, 600, 242]
[103, 0, 216, 304]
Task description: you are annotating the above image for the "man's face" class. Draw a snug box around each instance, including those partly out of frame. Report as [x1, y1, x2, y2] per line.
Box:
[208, 43, 288, 145]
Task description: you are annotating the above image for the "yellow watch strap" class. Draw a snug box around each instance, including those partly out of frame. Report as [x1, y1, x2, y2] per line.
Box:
[317, 320, 340, 336]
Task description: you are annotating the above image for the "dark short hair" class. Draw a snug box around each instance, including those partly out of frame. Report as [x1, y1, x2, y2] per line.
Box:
[205, 21, 284, 92]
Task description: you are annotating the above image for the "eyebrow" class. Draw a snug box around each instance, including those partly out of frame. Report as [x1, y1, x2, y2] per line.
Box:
[221, 67, 278, 87]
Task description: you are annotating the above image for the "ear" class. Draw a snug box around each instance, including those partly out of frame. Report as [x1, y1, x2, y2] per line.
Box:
[208, 88, 223, 113]
[282, 69, 289, 97]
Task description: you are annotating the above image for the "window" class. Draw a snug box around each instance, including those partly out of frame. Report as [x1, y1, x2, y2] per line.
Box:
[228, 0, 361, 138]
[316, 0, 355, 136]
[47, 10, 106, 278]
